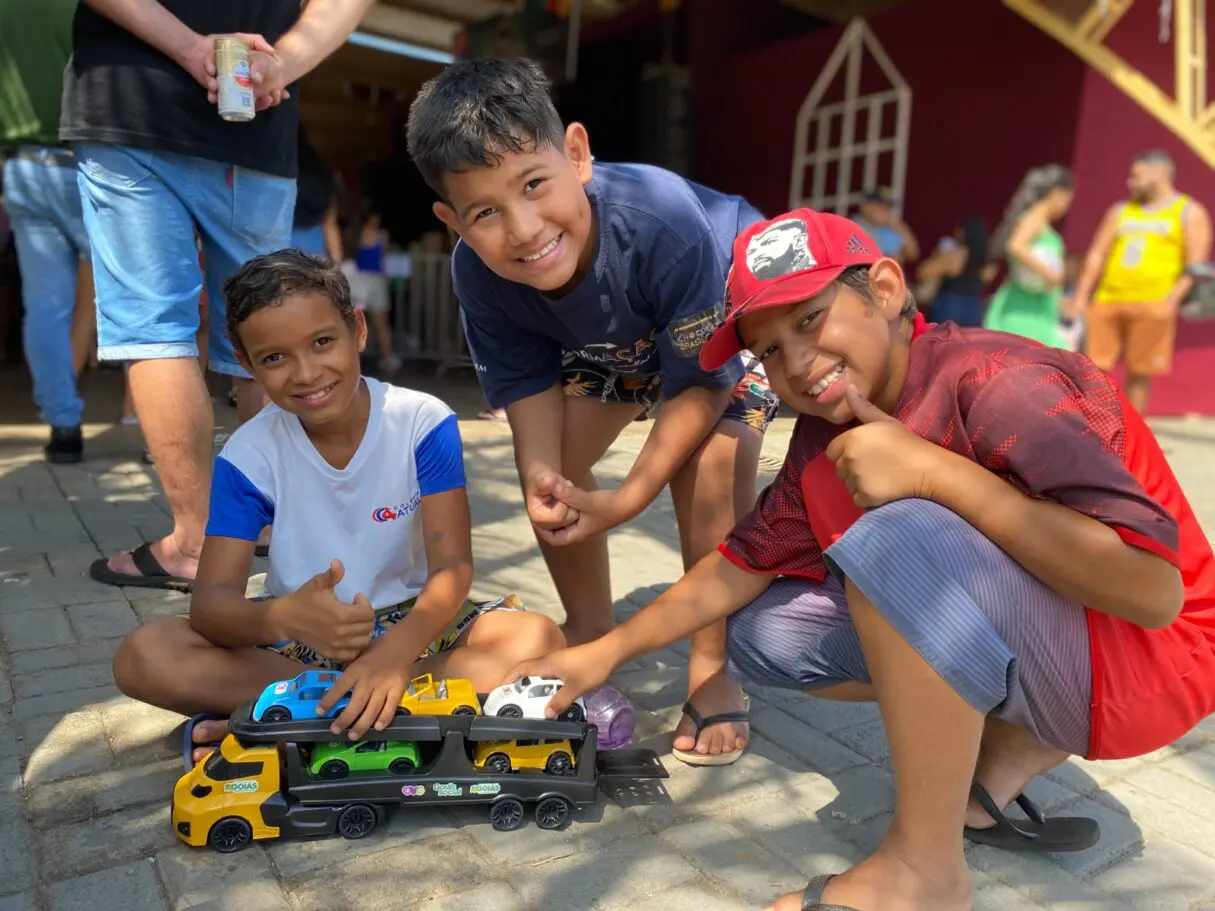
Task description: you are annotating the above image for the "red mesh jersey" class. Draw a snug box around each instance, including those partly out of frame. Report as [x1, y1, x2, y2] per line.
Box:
[723, 320, 1215, 760]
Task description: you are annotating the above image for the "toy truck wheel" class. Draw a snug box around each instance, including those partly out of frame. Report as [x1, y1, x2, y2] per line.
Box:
[208, 816, 253, 853]
[495, 704, 523, 718]
[453, 705, 477, 715]
[485, 752, 511, 774]
[489, 797, 525, 831]
[389, 758, 415, 775]
[336, 803, 378, 840]
[545, 751, 573, 775]
[394, 706, 412, 716]
[558, 704, 586, 723]
[534, 796, 572, 830]
[261, 706, 291, 722]
[319, 760, 349, 780]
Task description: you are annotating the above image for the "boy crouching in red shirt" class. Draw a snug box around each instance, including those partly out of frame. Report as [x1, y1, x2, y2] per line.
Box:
[508, 209, 1215, 911]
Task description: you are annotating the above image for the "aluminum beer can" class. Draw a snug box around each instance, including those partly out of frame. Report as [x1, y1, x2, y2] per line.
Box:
[215, 38, 255, 122]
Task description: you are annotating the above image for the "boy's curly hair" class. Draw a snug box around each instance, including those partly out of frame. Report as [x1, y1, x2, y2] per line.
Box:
[405, 57, 566, 200]
[223, 250, 356, 355]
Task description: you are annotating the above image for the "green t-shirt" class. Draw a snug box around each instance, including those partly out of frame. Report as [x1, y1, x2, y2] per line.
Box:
[0, 0, 77, 149]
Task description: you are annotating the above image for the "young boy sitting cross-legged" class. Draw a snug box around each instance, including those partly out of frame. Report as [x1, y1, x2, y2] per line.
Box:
[509, 210, 1215, 911]
[112, 250, 564, 762]
[406, 58, 781, 765]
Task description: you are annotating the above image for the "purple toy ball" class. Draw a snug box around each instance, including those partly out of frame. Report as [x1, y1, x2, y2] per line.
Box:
[583, 685, 635, 750]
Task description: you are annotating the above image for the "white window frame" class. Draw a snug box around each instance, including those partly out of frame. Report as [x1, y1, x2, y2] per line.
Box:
[787, 18, 912, 217]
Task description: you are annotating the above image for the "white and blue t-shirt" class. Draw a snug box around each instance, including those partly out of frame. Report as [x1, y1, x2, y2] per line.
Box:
[205, 379, 466, 610]
[454, 161, 766, 410]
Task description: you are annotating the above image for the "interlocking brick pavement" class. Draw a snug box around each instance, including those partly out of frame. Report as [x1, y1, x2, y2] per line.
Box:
[2, 371, 1214, 911]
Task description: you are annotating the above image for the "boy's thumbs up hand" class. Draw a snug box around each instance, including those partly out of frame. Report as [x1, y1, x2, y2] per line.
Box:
[308, 558, 344, 591]
[825, 385, 947, 509]
[278, 559, 374, 663]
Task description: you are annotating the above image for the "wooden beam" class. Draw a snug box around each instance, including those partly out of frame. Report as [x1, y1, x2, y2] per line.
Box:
[1088, 0, 1132, 42]
[1176, 0, 1194, 119]
[1003, 0, 1215, 168]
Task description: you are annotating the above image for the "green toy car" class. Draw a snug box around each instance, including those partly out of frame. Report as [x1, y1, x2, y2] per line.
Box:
[309, 740, 421, 780]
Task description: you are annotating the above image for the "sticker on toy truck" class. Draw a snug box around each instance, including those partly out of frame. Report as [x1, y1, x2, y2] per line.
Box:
[469, 783, 501, 795]
[433, 782, 462, 797]
[223, 779, 259, 793]
[400, 785, 426, 797]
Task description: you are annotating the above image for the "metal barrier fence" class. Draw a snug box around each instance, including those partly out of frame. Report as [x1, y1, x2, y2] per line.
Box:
[393, 253, 475, 377]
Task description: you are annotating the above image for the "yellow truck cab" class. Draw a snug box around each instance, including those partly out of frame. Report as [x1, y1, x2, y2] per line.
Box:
[172, 734, 281, 851]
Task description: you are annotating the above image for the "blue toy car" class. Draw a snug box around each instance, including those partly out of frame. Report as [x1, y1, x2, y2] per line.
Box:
[252, 670, 350, 722]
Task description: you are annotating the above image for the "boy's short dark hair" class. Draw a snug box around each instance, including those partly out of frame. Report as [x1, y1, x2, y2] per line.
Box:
[223, 249, 356, 355]
[838, 264, 918, 319]
[405, 57, 566, 200]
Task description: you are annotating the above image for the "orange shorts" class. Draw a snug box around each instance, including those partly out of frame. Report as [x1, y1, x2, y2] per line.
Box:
[1084, 300, 1177, 376]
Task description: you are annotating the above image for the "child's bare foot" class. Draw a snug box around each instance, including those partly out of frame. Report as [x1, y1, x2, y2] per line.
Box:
[965, 718, 1069, 830]
[767, 845, 972, 911]
[191, 718, 229, 764]
[672, 669, 749, 759]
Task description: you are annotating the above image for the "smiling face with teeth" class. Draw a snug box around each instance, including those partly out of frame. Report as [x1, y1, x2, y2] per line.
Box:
[738, 261, 914, 425]
[433, 123, 597, 295]
[236, 290, 370, 440]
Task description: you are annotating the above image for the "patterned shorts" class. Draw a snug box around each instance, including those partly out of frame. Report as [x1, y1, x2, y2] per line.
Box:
[561, 351, 781, 433]
[262, 593, 524, 671]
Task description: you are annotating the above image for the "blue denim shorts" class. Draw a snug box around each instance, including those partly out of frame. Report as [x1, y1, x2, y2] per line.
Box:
[74, 143, 296, 377]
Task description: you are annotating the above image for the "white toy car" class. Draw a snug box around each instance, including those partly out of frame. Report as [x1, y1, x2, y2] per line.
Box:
[483, 675, 587, 723]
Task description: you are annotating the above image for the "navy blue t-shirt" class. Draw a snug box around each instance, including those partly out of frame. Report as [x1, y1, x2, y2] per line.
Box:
[453, 162, 765, 410]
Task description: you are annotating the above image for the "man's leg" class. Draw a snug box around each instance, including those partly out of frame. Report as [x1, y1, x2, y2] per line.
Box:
[4, 155, 86, 452]
[193, 162, 295, 420]
[78, 143, 214, 581]
[1122, 300, 1178, 415]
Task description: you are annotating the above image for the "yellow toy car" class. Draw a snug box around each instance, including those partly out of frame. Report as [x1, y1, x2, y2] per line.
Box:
[395, 673, 481, 716]
[473, 738, 575, 775]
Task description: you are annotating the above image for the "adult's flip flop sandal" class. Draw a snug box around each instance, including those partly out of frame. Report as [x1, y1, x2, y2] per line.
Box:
[89, 542, 193, 592]
[964, 782, 1100, 852]
[182, 713, 228, 771]
[670, 700, 750, 767]
[801, 874, 862, 910]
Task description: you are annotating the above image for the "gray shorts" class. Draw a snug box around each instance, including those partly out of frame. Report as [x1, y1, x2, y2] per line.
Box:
[726, 498, 1092, 756]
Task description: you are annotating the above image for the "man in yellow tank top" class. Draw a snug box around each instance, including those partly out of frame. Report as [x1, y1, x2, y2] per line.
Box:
[1074, 150, 1212, 414]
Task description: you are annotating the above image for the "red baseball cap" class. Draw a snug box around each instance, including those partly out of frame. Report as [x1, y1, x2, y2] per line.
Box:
[699, 208, 883, 370]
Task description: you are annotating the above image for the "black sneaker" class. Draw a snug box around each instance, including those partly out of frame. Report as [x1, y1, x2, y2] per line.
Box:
[45, 426, 83, 464]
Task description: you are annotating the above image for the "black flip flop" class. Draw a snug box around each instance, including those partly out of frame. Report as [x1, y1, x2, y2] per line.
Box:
[182, 713, 228, 771]
[670, 700, 750, 766]
[89, 542, 193, 592]
[802, 875, 861, 911]
[964, 783, 1100, 852]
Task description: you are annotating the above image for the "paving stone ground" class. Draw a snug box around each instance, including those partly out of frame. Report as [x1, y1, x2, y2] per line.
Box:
[2, 369, 1215, 910]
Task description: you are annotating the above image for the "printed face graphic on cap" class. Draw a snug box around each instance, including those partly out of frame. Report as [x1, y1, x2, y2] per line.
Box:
[745, 218, 816, 280]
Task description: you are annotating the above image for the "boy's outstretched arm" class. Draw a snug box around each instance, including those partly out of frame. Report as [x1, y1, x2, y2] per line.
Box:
[507, 551, 773, 714]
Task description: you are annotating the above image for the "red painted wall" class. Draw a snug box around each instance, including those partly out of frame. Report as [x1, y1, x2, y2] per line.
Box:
[688, 0, 1087, 248]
